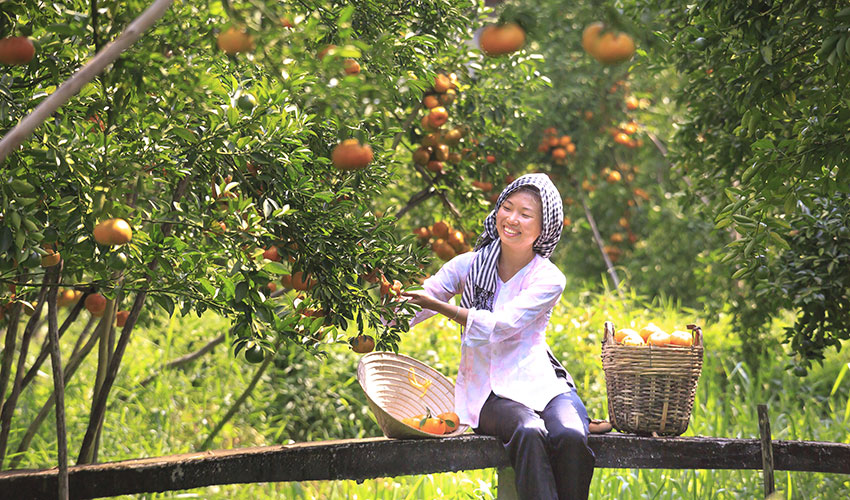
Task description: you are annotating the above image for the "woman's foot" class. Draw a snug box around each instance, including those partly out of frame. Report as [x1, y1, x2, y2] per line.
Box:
[588, 419, 613, 434]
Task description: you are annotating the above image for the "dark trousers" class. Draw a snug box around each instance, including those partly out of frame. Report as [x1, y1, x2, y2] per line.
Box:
[474, 391, 595, 500]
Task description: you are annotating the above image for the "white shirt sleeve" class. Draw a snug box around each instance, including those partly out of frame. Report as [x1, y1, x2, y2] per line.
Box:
[463, 270, 565, 346]
[409, 252, 475, 328]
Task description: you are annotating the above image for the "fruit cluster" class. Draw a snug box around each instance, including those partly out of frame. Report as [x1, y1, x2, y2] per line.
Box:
[401, 410, 460, 435]
[613, 323, 696, 347]
[537, 127, 577, 166]
[413, 221, 473, 261]
[414, 73, 465, 175]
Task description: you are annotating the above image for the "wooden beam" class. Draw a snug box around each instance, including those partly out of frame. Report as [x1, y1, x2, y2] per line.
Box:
[1, 434, 848, 500]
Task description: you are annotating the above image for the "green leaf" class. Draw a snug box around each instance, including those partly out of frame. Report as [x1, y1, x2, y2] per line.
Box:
[235, 281, 249, 302]
[263, 261, 289, 274]
[769, 231, 791, 250]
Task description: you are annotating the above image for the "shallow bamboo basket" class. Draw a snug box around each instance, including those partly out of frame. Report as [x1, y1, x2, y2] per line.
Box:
[601, 320, 704, 436]
[357, 351, 469, 439]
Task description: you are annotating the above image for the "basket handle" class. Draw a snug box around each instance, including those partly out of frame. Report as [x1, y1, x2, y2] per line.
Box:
[603, 321, 616, 345]
[686, 324, 703, 347]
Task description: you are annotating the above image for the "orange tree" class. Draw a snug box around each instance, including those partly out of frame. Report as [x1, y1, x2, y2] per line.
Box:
[394, 1, 732, 309]
[650, 0, 850, 373]
[0, 0, 557, 469]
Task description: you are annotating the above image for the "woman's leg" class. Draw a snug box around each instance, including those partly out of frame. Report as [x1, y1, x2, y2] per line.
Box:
[540, 391, 596, 500]
[475, 392, 559, 500]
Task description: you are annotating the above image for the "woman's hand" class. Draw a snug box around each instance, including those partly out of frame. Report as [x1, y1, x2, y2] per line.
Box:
[400, 289, 437, 310]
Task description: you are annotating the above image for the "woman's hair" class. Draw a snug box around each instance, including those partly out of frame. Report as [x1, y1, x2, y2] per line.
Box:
[511, 184, 542, 203]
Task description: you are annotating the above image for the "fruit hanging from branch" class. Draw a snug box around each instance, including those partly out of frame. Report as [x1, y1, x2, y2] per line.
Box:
[93, 218, 133, 246]
[217, 26, 254, 55]
[332, 139, 373, 171]
[581, 22, 635, 64]
[479, 22, 526, 56]
[0, 36, 35, 65]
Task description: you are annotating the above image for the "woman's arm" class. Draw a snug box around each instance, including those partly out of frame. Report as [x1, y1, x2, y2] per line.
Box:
[462, 273, 565, 346]
[401, 290, 469, 326]
[403, 252, 474, 327]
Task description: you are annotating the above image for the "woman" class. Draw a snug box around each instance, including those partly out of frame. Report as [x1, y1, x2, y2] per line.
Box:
[402, 173, 597, 500]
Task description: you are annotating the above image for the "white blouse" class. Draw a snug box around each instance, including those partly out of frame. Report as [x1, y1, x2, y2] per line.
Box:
[410, 251, 571, 428]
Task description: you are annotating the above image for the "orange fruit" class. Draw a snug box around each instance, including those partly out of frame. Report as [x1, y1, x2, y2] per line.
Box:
[41, 249, 61, 267]
[434, 241, 456, 261]
[551, 147, 567, 160]
[412, 146, 432, 166]
[423, 94, 440, 109]
[427, 107, 449, 129]
[57, 289, 81, 308]
[85, 293, 107, 317]
[343, 58, 360, 75]
[622, 334, 644, 346]
[438, 412, 460, 433]
[669, 330, 694, 347]
[262, 246, 280, 261]
[479, 22, 526, 56]
[442, 127, 463, 145]
[290, 271, 316, 291]
[582, 22, 635, 64]
[331, 139, 373, 170]
[0, 37, 35, 65]
[639, 323, 662, 341]
[413, 226, 430, 240]
[426, 160, 444, 173]
[217, 27, 254, 55]
[317, 44, 337, 60]
[439, 89, 457, 105]
[116, 310, 130, 327]
[431, 221, 450, 239]
[614, 328, 638, 343]
[350, 334, 375, 354]
[447, 229, 466, 251]
[433, 73, 454, 93]
[470, 180, 493, 192]
[647, 331, 672, 346]
[93, 218, 133, 245]
[420, 417, 447, 435]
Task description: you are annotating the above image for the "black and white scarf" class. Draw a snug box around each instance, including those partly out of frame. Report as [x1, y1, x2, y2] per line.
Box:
[460, 173, 564, 313]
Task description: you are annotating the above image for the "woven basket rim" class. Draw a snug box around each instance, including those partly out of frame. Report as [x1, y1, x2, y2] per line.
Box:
[357, 351, 469, 439]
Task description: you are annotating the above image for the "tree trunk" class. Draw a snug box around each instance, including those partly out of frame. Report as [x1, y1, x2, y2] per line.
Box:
[0, 279, 49, 469]
[10, 316, 101, 469]
[44, 264, 68, 499]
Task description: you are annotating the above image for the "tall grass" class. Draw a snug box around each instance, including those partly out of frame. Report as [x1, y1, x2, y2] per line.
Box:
[8, 286, 849, 499]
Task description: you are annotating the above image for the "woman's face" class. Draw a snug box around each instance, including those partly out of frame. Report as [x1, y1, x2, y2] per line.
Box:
[495, 189, 543, 252]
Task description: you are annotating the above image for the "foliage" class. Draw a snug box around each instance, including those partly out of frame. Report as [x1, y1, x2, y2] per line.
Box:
[652, 0, 850, 369]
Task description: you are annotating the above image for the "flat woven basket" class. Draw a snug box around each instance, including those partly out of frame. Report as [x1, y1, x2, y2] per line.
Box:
[601, 321, 704, 436]
[357, 351, 469, 439]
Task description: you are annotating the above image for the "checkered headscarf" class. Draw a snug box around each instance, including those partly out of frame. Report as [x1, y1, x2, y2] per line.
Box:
[460, 173, 564, 313]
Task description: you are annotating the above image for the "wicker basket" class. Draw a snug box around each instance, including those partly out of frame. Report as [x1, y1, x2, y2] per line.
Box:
[601, 321, 704, 436]
[356, 351, 469, 439]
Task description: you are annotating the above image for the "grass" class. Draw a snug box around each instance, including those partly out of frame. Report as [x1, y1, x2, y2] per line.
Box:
[7, 286, 849, 499]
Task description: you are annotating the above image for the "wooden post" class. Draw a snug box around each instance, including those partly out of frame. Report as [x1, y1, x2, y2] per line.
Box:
[496, 467, 518, 500]
[758, 404, 775, 497]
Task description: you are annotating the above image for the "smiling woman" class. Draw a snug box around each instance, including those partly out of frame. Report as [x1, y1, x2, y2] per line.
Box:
[402, 174, 599, 500]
